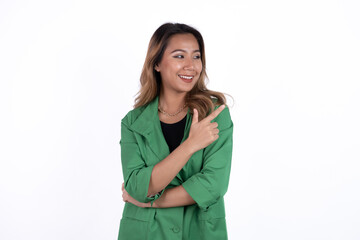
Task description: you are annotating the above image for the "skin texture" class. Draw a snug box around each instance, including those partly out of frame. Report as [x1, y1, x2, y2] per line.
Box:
[122, 33, 225, 208]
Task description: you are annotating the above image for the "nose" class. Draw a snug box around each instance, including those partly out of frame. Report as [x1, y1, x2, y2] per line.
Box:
[183, 57, 195, 71]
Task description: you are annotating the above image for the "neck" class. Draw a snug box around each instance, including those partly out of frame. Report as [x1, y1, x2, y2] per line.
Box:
[159, 90, 187, 113]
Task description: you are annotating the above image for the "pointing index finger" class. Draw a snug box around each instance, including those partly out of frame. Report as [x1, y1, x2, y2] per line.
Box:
[205, 104, 225, 122]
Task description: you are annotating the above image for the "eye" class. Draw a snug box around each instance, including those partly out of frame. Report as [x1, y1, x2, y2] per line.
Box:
[173, 55, 184, 59]
[194, 55, 201, 59]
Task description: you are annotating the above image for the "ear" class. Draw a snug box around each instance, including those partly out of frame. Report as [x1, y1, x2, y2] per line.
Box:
[154, 64, 160, 72]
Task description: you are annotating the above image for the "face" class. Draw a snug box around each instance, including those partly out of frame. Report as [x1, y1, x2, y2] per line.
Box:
[155, 33, 203, 95]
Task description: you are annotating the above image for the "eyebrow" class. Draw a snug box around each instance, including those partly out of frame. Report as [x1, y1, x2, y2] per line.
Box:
[170, 49, 200, 53]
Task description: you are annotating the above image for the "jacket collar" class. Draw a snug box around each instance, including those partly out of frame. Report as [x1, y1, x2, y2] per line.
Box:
[130, 95, 160, 137]
[129, 96, 171, 162]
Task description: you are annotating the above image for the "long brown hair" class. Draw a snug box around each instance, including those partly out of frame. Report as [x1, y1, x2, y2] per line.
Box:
[134, 22, 227, 120]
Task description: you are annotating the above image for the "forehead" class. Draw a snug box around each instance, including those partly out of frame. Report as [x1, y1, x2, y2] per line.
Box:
[165, 33, 200, 52]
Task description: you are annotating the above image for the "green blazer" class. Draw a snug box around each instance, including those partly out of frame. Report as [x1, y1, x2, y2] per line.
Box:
[118, 96, 233, 240]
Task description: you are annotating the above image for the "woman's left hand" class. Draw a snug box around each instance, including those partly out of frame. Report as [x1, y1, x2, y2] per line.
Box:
[122, 183, 150, 208]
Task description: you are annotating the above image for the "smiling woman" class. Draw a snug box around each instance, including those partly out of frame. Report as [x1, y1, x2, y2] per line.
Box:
[154, 33, 202, 95]
[118, 23, 233, 240]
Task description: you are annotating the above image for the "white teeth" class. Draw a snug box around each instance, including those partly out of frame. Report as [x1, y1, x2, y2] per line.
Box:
[179, 75, 193, 80]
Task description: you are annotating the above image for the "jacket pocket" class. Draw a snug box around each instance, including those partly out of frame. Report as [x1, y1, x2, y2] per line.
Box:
[198, 217, 228, 240]
[197, 198, 228, 240]
[118, 217, 149, 240]
[118, 204, 156, 240]
[122, 202, 156, 221]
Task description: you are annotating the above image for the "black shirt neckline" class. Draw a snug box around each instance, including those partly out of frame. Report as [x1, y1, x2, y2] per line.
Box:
[160, 114, 187, 153]
[160, 114, 187, 125]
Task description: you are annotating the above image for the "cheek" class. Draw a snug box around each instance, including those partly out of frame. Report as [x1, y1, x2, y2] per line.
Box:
[196, 62, 203, 73]
[162, 61, 181, 74]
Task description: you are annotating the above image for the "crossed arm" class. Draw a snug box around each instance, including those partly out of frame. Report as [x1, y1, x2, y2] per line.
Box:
[122, 183, 195, 208]
[121, 138, 197, 208]
[121, 105, 232, 209]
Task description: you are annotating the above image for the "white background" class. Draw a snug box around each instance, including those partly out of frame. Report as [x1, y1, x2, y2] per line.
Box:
[1, 0, 360, 239]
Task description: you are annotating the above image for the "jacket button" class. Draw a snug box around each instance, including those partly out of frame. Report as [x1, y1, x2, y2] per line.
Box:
[172, 226, 180, 233]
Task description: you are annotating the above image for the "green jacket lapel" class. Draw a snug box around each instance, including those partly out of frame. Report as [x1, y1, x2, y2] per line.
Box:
[129, 96, 171, 162]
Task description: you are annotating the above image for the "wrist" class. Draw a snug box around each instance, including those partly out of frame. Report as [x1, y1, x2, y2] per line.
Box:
[142, 202, 151, 208]
[151, 200, 158, 208]
[182, 139, 196, 155]
[151, 190, 167, 208]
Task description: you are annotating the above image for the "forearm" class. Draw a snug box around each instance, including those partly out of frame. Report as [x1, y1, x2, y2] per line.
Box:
[148, 139, 195, 196]
[151, 185, 196, 208]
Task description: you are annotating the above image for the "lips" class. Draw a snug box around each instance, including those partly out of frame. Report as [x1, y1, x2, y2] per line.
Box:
[178, 74, 194, 83]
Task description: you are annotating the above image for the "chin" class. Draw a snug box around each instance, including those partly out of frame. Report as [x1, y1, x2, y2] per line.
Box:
[179, 85, 196, 93]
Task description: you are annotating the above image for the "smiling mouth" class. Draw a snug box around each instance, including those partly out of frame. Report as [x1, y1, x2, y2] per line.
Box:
[178, 74, 194, 80]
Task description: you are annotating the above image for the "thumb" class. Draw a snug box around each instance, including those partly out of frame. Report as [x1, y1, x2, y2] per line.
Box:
[192, 109, 198, 125]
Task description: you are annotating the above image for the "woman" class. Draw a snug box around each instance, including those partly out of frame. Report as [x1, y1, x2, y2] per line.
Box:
[118, 23, 233, 240]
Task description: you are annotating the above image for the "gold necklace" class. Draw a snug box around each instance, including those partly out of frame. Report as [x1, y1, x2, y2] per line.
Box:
[158, 104, 187, 117]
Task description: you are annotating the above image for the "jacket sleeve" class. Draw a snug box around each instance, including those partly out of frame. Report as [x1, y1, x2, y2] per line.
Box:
[120, 118, 164, 204]
[182, 106, 233, 211]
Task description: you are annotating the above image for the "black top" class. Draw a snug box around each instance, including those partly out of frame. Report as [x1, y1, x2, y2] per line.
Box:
[160, 115, 187, 153]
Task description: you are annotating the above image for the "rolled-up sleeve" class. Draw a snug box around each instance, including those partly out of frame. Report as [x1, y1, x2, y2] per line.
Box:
[182, 106, 233, 210]
[120, 119, 164, 204]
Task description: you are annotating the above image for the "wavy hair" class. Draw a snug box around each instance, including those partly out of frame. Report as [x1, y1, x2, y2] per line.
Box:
[134, 22, 227, 121]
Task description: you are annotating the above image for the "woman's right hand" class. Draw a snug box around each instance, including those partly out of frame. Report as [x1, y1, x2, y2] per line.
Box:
[186, 104, 225, 153]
